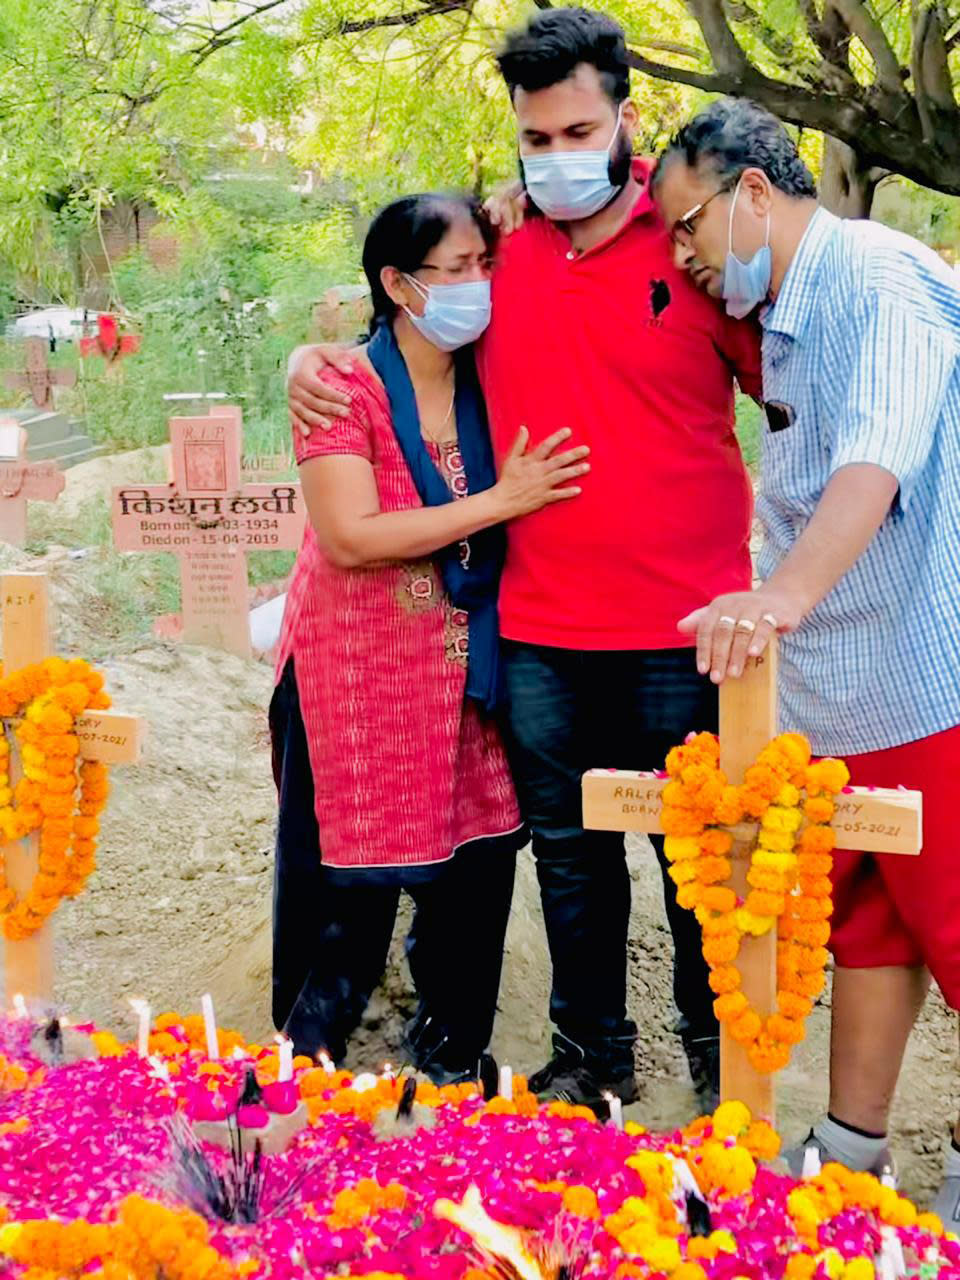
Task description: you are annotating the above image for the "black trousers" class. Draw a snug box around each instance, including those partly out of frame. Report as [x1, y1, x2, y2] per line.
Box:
[501, 641, 719, 1076]
[270, 660, 518, 1067]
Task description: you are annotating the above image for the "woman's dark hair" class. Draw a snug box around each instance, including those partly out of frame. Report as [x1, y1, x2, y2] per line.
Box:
[362, 194, 493, 331]
[654, 98, 817, 198]
[496, 7, 630, 104]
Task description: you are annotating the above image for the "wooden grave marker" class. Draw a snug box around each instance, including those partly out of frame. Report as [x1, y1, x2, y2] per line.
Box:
[581, 641, 922, 1123]
[111, 405, 305, 658]
[5, 338, 77, 411]
[0, 417, 65, 547]
[1, 572, 144, 1004]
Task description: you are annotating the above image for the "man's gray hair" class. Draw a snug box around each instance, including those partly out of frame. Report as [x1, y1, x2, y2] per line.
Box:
[655, 98, 817, 198]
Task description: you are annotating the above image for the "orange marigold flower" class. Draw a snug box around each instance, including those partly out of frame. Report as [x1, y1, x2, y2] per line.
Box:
[702, 935, 740, 965]
[777, 991, 813, 1020]
[713, 991, 748, 1021]
[708, 965, 741, 995]
[700, 886, 737, 914]
[730, 1010, 763, 1044]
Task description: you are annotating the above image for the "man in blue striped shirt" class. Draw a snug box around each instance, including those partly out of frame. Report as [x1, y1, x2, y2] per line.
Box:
[654, 98, 960, 1222]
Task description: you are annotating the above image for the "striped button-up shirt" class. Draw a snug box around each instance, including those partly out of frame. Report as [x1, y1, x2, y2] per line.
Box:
[758, 207, 960, 756]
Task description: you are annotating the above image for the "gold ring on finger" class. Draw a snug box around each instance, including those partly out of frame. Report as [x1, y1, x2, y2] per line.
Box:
[735, 618, 757, 634]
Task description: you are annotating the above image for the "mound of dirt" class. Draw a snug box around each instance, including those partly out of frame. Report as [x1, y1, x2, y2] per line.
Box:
[0, 465, 954, 1207]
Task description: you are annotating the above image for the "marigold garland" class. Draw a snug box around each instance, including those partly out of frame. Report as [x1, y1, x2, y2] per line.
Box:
[0, 657, 111, 940]
[661, 732, 850, 1073]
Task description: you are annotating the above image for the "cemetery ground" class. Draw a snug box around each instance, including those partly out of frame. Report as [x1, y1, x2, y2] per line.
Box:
[0, 446, 953, 1212]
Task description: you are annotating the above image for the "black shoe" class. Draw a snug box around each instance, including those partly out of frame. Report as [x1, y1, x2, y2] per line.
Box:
[424, 1052, 499, 1096]
[530, 1060, 638, 1117]
[528, 1041, 637, 1116]
[680, 1032, 720, 1115]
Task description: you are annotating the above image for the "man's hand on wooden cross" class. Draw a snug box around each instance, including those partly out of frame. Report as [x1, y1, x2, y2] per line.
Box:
[678, 586, 807, 684]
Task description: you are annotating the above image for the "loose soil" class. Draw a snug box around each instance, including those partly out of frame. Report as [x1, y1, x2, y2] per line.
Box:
[0, 452, 954, 1210]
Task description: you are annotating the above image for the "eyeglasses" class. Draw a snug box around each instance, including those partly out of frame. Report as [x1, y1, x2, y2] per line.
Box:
[671, 186, 729, 243]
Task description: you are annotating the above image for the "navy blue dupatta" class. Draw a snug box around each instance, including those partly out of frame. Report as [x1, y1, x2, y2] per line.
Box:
[367, 322, 504, 711]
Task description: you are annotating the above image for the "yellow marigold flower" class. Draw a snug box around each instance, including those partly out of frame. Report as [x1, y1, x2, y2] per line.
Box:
[638, 1238, 682, 1273]
[664, 836, 701, 862]
[711, 1100, 751, 1138]
[817, 1248, 845, 1280]
[842, 1258, 876, 1280]
[709, 1229, 737, 1254]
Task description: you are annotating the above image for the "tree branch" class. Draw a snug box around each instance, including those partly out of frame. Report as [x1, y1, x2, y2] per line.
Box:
[829, 0, 905, 95]
[187, 0, 291, 66]
[338, 0, 471, 35]
[686, 0, 750, 74]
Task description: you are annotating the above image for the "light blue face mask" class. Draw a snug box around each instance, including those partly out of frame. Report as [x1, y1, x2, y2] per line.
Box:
[520, 105, 624, 222]
[403, 276, 492, 352]
[722, 177, 772, 319]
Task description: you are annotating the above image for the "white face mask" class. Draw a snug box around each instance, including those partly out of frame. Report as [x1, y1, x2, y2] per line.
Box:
[402, 275, 492, 352]
[722, 177, 772, 319]
[520, 104, 625, 222]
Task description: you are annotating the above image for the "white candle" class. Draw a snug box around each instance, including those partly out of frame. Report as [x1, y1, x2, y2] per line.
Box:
[382, 1061, 395, 1079]
[801, 1145, 822, 1179]
[603, 1091, 624, 1131]
[498, 1064, 513, 1099]
[277, 1035, 294, 1083]
[200, 993, 219, 1060]
[129, 998, 151, 1058]
[318, 1050, 335, 1073]
[12, 993, 27, 1020]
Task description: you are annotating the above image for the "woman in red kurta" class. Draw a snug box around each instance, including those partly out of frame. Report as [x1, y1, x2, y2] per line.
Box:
[271, 193, 589, 1081]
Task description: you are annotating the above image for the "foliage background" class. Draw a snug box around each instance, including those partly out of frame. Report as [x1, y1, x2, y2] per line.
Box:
[0, 0, 958, 454]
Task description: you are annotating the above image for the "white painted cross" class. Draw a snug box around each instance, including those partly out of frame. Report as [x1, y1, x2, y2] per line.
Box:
[111, 405, 305, 658]
[0, 418, 65, 547]
[1, 573, 144, 1005]
[581, 642, 922, 1122]
[5, 338, 77, 411]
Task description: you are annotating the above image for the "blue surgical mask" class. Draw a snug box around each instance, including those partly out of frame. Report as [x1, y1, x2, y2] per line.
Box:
[521, 105, 624, 222]
[722, 177, 772, 318]
[403, 276, 491, 352]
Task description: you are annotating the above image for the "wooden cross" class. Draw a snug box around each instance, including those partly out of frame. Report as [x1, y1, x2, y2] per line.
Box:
[5, 338, 76, 411]
[581, 642, 922, 1123]
[111, 405, 305, 658]
[0, 418, 65, 547]
[1, 572, 144, 1005]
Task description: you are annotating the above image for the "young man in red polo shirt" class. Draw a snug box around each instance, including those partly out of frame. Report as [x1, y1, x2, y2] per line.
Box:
[288, 7, 760, 1113]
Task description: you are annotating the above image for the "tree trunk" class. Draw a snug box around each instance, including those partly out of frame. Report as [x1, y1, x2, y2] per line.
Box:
[819, 136, 886, 217]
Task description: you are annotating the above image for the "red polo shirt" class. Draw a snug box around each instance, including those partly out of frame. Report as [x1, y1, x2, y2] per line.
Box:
[476, 159, 760, 650]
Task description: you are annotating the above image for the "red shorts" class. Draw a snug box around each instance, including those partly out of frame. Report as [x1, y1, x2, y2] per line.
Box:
[830, 723, 960, 1009]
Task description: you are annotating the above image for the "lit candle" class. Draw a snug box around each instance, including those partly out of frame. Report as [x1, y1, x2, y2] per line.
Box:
[277, 1035, 294, 1083]
[200, 993, 219, 1060]
[12, 993, 27, 1020]
[603, 1090, 624, 1131]
[318, 1050, 335, 1073]
[498, 1064, 513, 1099]
[382, 1061, 395, 1080]
[129, 998, 151, 1058]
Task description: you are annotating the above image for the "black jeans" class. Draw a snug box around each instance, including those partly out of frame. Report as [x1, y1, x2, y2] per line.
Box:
[501, 641, 719, 1076]
[270, 660, 518, 1067]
